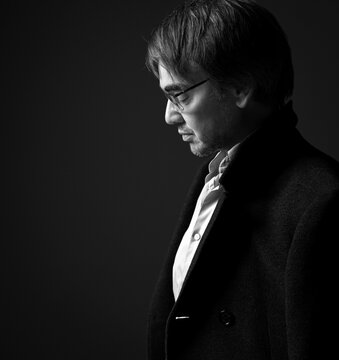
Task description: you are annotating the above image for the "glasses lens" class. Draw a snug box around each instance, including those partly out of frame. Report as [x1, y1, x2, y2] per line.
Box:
[176, 100, 184, 111]
[165, 94, 183, 112]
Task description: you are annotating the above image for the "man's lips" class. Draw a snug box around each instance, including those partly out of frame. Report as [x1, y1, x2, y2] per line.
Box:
[178, 129, 194, 136]
[178, 130, 194, 142]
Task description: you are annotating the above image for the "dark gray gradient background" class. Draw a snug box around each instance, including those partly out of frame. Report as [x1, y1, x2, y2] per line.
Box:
[2, 0, 339, 359]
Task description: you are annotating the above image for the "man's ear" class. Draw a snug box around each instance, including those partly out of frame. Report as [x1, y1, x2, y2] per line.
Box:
[233, 87, 254, 109]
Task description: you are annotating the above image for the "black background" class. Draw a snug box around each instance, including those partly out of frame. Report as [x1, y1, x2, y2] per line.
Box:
[2, 0, 339, 359]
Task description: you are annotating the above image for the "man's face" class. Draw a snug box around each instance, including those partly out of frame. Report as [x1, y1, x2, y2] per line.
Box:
[158, 63, 247, 157]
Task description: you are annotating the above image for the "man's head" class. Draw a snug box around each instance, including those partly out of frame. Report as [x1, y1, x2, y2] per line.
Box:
[147, 0, 294, 156]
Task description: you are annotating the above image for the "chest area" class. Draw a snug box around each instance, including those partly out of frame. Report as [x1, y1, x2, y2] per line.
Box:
[175, 193, 294, 309]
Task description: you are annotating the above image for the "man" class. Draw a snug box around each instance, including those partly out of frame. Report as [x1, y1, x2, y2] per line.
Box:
[146, 1, 339, 359]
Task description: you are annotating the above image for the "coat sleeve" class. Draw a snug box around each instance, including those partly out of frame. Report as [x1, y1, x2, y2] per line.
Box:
[285, 189, 339, 360]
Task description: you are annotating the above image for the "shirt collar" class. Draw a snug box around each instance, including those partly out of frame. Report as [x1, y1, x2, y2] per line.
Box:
[205, 143, 240, 184]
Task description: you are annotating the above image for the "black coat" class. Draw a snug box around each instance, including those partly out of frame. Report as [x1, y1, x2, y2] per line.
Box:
[148, 103, 339, 360]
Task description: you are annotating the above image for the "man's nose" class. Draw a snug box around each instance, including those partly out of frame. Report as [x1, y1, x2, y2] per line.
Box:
[165, 100, 184, 125]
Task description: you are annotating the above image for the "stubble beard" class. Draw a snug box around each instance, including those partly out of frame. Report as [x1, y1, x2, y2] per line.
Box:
[189, 140, 219, 158]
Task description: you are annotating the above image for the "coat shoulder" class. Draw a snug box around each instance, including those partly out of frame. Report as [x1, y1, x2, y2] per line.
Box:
[284, 139, 339, 196]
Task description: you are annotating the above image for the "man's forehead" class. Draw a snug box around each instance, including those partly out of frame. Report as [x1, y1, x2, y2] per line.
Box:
[158, 63, 203, 92]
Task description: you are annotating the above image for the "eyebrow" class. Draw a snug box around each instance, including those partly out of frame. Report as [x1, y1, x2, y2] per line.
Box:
[162, 82, 190, 94]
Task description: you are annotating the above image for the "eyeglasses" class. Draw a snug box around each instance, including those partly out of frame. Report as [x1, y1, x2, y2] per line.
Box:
[164, 78, 209, 112]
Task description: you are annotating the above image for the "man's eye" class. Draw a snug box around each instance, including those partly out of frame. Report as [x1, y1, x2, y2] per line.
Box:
[176, 94, 189, 102]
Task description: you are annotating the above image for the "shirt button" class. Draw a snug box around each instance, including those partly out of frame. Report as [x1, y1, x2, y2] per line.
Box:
[193, 233, 201, 241]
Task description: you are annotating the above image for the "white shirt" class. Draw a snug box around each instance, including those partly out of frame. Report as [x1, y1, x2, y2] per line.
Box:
[172, 146, 239, 301]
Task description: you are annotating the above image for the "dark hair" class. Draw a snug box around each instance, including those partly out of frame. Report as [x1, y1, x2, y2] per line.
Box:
[146, 0, 294, 106]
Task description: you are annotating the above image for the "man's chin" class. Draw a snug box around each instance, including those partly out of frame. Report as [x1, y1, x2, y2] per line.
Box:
[189, 142, 217, 158]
